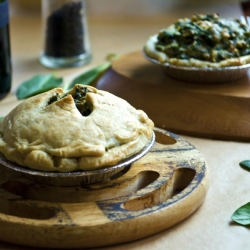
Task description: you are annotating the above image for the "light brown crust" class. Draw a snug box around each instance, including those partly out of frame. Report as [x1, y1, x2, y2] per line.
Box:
[0, 85, 154, 172]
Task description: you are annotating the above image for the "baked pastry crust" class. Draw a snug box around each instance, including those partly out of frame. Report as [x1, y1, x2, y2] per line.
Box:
[0, 85, 154, 172]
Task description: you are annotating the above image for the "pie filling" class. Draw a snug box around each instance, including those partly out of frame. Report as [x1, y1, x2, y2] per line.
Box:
[48, 85, 93, 116]
[144, 13, 250, 66]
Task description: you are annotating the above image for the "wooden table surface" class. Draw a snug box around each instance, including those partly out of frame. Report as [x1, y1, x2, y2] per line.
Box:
[1, 8, 250, 250]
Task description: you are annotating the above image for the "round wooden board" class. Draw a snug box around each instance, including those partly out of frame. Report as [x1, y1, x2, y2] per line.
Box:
[96, 51, 250, 141]
[0, 128, 209, 249]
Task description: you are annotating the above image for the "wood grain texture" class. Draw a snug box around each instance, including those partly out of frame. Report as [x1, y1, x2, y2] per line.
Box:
[96, 51, 250, 141]
[0, 128, 209, 249]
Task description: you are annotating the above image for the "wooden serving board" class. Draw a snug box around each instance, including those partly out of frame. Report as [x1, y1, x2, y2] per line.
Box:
[0, 128, 209, 249]
[96, 51, 250, 141]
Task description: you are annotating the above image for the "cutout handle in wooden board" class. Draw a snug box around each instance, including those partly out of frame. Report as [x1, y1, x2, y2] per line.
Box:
[0, 128, 209, 249]
[96, 51, 250, 141]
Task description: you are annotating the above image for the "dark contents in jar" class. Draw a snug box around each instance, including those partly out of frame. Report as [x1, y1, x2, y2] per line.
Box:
[44, 1, 85, 58]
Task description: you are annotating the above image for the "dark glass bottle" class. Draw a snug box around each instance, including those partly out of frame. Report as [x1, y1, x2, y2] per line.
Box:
[0, 0, 11, 100]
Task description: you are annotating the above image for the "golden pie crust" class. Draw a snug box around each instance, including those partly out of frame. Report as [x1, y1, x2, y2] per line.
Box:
[0, 85, 154, 172]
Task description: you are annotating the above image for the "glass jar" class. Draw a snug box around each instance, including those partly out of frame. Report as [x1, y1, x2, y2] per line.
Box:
[40, 0, 92, 68]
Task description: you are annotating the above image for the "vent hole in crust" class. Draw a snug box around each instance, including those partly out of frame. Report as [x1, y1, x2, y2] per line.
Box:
[74, 86, 93, 116]
[47, 85, 93, 116]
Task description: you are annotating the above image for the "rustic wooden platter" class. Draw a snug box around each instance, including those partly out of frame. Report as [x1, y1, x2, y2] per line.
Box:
[0, 128, 209, 249]
[96, 51, 250, 141]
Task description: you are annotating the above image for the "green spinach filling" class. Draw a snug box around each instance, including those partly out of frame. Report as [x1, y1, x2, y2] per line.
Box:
[47, 86, 93, 116]
[155, 14, 250, 62]
[74, 86, 93, 116]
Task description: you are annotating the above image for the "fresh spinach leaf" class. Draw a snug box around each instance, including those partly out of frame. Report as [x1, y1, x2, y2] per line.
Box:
[67, 62, 111, 90]
[66, 53, 117, 90]
[239, 160, 250, 171]
[16, 74, 63, 100]
[232, 202, 250, 225]
[16, 54, 117, 99]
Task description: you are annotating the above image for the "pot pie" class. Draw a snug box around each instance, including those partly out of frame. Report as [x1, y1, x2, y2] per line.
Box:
[144, 13, 250, 68]
[0, 85, 154, 172]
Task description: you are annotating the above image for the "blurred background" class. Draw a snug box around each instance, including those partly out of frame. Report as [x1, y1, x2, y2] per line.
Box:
[3, 0, 244, 98]
[9, 0, 242, 19]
